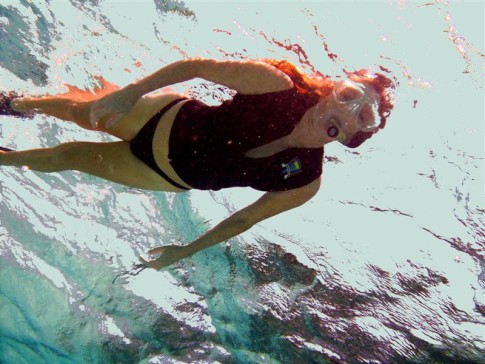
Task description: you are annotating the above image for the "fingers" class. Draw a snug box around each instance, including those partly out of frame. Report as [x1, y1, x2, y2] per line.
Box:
[148, 247, 165, 256]
[140, 246, 183, 271]
[138, 248, 163, 271]
[139, 256, 158, 270]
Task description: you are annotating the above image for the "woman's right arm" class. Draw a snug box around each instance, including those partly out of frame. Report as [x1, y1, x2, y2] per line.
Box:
[90, 59, 195, 126]
[113, 58, 292, 102]
[130, 58, 293, 96]
[90, 58, 292, 127]
[128, 59, 197, 98]
[141, 177, 321, 270]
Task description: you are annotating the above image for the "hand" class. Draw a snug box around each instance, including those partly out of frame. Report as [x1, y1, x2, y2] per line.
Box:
[139, 245, 190, 270]
[89, 88, 138, 128]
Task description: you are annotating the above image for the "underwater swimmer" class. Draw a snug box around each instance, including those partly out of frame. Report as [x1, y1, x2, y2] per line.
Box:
[0, 58, 394, 269]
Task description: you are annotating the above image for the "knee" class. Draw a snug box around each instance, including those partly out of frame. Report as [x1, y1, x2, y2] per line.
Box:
[70, 101, 96, 130]
[23, 145, 74, 173]
[42, 144, 70, 171]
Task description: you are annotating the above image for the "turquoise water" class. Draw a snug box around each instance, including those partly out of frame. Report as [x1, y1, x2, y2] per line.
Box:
[1, 1, 484, 363]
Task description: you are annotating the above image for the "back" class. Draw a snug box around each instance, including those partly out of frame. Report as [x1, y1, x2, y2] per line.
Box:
[169, 87, 323, 191]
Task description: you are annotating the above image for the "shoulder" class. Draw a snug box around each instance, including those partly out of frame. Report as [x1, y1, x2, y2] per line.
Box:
[253, 60, 294, 86]
[227, 59, 294, 94]
[258, 59, 306, 85]
[192, 58, 294, 94]
[259, 59, 323, 98]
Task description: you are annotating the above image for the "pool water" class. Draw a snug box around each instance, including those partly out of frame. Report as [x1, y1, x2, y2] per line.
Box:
[0, 1, 483, 363]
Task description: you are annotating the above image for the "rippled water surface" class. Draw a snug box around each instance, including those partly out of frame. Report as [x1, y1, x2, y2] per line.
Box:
[0, 1, 484, 363]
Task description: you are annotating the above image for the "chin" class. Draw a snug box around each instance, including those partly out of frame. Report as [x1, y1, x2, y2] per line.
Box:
[344, 130, 375, 148]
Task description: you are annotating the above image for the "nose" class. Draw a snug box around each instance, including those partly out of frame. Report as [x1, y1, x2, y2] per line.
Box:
[357, 103, 376, 129]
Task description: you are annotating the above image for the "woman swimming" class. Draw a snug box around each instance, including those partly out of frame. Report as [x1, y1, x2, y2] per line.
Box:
[0, 58, 394, 269]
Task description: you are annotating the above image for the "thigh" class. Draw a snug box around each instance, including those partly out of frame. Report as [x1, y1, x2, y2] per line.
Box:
[76, 92, 187, 141]
[57, 141, 187, 191]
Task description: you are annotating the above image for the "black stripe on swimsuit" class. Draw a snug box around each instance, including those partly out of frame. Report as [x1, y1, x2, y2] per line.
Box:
[130, 99, 189, 190]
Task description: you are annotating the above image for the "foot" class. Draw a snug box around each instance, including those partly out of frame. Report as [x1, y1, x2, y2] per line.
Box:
[0, 92, 34, 119]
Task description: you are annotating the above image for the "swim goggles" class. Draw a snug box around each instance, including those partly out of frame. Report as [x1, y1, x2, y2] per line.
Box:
[323, 79, 380, 142]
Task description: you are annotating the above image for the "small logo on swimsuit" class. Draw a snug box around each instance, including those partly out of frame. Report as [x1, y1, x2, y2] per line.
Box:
[281, 158, 302, 179]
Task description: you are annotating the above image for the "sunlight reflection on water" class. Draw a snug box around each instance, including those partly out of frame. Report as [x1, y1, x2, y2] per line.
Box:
[0, 0, 484, 363]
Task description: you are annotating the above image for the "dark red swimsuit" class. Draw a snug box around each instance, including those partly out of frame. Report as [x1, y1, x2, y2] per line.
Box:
[168, 87, 324, 191]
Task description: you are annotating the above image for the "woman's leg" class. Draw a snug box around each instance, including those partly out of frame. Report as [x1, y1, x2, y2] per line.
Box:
[0, 141, 184, 191]
[10, 91, 186, 142]
[11, 95, 94, 129]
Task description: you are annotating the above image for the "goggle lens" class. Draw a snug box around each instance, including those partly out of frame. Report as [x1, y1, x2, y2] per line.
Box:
[332, 80, 380, 132]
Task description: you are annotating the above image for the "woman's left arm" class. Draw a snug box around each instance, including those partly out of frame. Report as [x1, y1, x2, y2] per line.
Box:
[141, 177, 322, 270]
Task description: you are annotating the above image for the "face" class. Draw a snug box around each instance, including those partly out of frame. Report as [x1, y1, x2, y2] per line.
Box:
[314, 80, 380, 146]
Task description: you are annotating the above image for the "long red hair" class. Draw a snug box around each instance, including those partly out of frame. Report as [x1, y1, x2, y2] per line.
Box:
[343, 69, 396, 148]
[345, 69, 395, 130]
[263, 59, 396, 148]
[261, 59, 334, 101]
